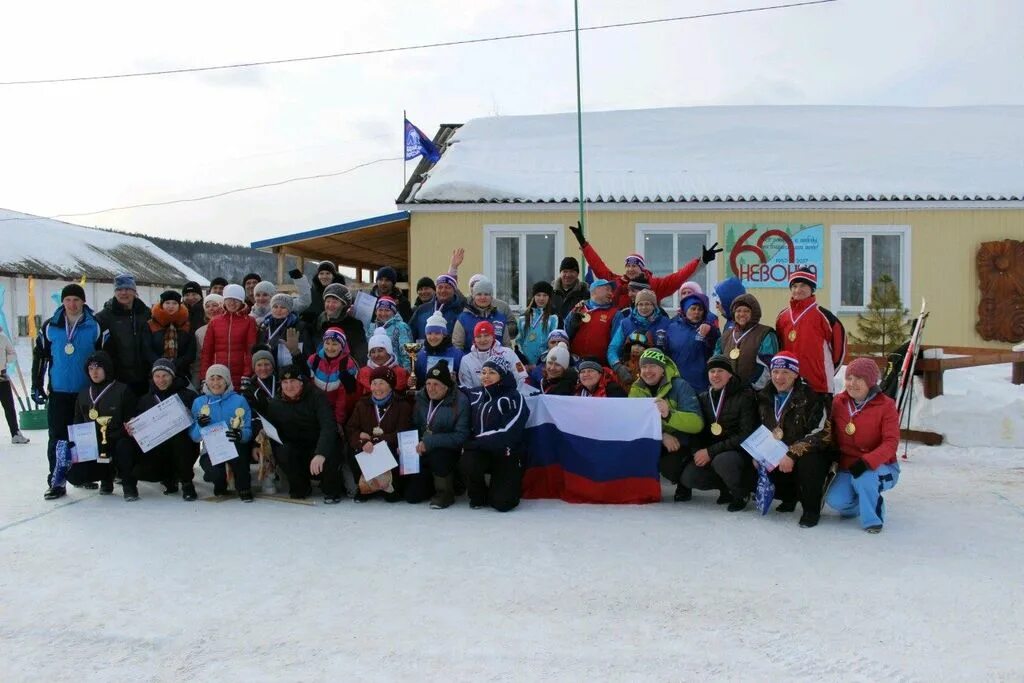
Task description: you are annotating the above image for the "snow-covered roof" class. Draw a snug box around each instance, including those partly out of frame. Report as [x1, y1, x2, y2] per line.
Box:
[406, 105, 1024, 204]
[0, 209, 209, 286]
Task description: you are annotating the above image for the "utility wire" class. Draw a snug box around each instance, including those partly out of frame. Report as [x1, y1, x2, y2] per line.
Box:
[0, 1, 837, 86]
[0, 156, 402, 221]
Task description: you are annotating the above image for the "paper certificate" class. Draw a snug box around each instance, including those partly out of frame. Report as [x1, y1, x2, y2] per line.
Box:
[352, 291, 377, 326]
[397, 430, 421, 475]
[257, 413, 283, 444]
[68, 422, 100, 463]
[741, 425, 790, 471]
[355, 440, 398, 481]
[129, 394, 194, 453]
[201, 423, 239, 466]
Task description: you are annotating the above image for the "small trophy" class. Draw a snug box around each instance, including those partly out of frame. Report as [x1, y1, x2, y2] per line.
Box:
[230, 407, 245, 430]
[95, 416, 113, 446]
[403, 341, 424, 389]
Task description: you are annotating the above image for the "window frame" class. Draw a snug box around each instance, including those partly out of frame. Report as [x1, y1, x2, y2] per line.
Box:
[829, 224, 912, 314]
[483, 224, 565, 313]
[635, 223, 718, 310]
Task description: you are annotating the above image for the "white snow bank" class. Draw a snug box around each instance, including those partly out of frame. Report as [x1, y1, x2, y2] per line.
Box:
[412, 105, 1024, 203]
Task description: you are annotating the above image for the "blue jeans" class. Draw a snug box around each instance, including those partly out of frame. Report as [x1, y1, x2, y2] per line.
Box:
[826, 463, 900, 528]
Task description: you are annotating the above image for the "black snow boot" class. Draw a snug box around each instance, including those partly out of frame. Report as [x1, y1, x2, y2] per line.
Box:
[181, 483, 197, 501]
[123, 482, 139, 502]
[777, 499, 797, 513]
[99, 478, 114, 495]
[799, 510, 820, 528]
[673, 485, 692, 502]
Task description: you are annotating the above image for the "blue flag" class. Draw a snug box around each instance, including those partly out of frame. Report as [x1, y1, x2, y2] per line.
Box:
[404, 119, 440, 163]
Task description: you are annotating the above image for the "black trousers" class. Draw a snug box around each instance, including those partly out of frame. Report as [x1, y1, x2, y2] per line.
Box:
[132, 433, 198, 484]
[658, 444, 693, 485]
[278, 441, 344, 498]
[199, 442, 252, 492]
[65, 437, 137, 485]
[460, 446, 522, 512]
[680, 449, 755, 499]
[0, 379, 18, 436]
[46, 391, 78, 484]
[770, 449, 834, 512]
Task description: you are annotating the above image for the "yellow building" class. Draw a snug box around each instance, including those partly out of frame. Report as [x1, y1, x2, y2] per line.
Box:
[257, 106, 1024, 347]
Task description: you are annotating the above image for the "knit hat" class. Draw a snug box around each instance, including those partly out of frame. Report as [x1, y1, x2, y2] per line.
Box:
[151, 358, 176, 377]
[713, 277, 747, 320]
[317, 261, 338, 276]
[376, 295, 398, 313]
[223, 284, 245, 302]
[474, 321, 495, 339]
[253, 281, 276, 297]
[577, 359, 603, 374]
[114, 273, 137, 291]
[204, 293, 224, 307]
[270, 293, 294, 312]
[369, 365, 397, 389]
[559, 256, 580, 273]
[634, 289, 658, 307]
[846, 357, 880, 386]
[547, 342, 570, 369]
[770, 351, 800, 374]
[205, 363, 232, 386]
[425, 311, 448, 335]
[706, 354, 735, 374]
[182, 281, 203, 297]
[252, 348, 275, 370]
[435, 273, 458, 289]
[678, 281, 703, 297]
[425, 359, 455, 389]
[86, 350, 114, 376]
[468, 274, 485, 291]
[532, 281, 554, 297]
[209, 277, 228, 289]
[416, 276, 436, 291]
[471, 277, 494, 297]
[279, 364, 306, 382]
[789, 267, 818, 290]
[159, 290, 182, 303]
[243, 273, 262, 285]
[547, 329, 569, 344]
[376, 266, 398, 283]
[624, 253, 646, 268]
[60, 283, 86, 302]
[323, 327, 348, 346]
[639, 348, 669, 368]
[368, 331, 394, 357]
[481, 355, 512, 380]
[323, 283, 351, 305]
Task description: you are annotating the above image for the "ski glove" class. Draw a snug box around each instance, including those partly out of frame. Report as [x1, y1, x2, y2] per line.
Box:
[613, 363, 633, 386]
[239, 375, 253, 393]
[225, 428, 242, 443]
[848, 459, 869, 478]
[288, 268, 303, 279]
[568, 221, 587, 248]
[197, 413, 212, 427]
[32, 387, 48, 405]
[701, 242, 723, 264]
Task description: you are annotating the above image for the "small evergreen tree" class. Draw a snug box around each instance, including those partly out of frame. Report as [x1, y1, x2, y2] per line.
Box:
[851, 274, 910, 355]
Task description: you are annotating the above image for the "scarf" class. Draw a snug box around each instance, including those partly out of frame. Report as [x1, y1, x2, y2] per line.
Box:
[371, 392, 394, 408]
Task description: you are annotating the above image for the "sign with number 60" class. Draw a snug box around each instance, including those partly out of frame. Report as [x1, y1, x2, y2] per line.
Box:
[725, 224, 824, 288]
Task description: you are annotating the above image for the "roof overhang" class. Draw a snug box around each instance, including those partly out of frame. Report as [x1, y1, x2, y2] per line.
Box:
[251, 211, 410, 270]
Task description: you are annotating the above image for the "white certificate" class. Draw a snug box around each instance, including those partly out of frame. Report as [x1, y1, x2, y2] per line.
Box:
[355, 440, 398, 481]
[352, 291, 377, 326]
[741, 425, 790, 471]
[397, 430, 421, 475]
[257, 413, 283, 444]
[201, 423, 239, 466]
[68, 422, 100, 463]
[128, 394, 194, 453]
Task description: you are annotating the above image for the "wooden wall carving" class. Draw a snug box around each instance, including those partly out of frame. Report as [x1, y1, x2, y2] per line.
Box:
[976, 239, 1024, 343]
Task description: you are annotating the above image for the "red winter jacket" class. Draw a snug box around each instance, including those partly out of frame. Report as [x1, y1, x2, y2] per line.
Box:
[566, 303, 618, 360]
[775, 295, 846, 394]
[830, 389, 899, 470]
[200, 308, 257, 388]
[583, 243, 700, 311]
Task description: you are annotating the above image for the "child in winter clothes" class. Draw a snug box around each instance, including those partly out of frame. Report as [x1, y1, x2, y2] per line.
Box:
[413, 311, 464, 384]
[257, 293, 303, 369]
[148, 290, 196, 381]
[665, 293, 719, 393]
[307, 327, 359, 427]
[516, 281, 559, 366]
[200, 284, 257, 389]
[371, 296, 414, 371]
[190, 363, 254, 501]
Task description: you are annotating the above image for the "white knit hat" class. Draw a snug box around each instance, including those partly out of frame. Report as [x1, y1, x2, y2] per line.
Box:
[425, 311, 448, 334]
[547, 342, 570, 369]
[368, 330, 394, 357]
[204, 364, 234, 393]
[204, 293, 224, 306]
[223, 284, 245, 302]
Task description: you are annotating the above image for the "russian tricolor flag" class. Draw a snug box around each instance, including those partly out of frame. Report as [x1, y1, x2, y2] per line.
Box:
[523, 396, 662, 504]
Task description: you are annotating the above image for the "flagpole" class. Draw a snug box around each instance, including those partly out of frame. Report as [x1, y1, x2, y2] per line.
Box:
[574, 0, 585, 230]
[403, 109, 408, 186]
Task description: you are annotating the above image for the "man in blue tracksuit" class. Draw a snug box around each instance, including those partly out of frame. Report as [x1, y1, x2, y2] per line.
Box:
[32, 284, 103, 500]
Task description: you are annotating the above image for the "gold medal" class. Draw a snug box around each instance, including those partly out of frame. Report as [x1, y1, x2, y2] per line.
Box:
[728, 348, 740, 360]
[788, 330, 797, 342]
[64, 343, 75, 355]
[845, 422, 856, 435]
[581, 314, 591, 323]
[88, 408, 99, 421]
[710, 422, 723, 436]
[772, 426, 784, 440]
[372, 427, 384, 438]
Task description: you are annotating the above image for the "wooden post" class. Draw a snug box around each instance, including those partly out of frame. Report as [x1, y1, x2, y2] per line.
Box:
[275, 248, 285, 285]
[1012, 361, 1024, 386]
[356, 267, 364, 284]
[922, 371, 943, 399]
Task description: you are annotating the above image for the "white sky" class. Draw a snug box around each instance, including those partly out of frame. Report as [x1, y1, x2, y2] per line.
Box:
[1, 0, 1021, 247]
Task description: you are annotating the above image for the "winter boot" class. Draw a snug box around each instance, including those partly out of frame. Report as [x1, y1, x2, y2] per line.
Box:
[181, 483, 197, 501]
[123, 482, 139, 502]
[238, 489, 254, 503]
[865, 525, 883, 534]
[799, 510, 820, 528]
[162, 480, 178, 495]
[673, 485, 692, 502]
[11, 432, 30, 444]
[213, 483, 228, 496]
[716, 490, 732, 505]
[73, 481, 99, 490]
[727, 496, 749, 512]
[99, 478, 114, 495]
[43, 486, 66, 501]
[776, 499, 798, 513]
[430, 475, 455, 509]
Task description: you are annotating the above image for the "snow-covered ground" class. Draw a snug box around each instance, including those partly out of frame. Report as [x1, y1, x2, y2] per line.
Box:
[2, 356, 1022, 681]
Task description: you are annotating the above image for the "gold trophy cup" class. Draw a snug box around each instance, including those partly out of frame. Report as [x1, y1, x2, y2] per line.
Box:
[231, 407, 245, 430]
[95, 416, 113, 446]
[403, 341, 424, 389]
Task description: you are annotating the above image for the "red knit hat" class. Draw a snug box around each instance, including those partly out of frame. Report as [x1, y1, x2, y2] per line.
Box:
[845, 357, 880, 386]
[789, 267, 818, 289]
[625, 253, 646, 268]
[474, 321, 495, 338]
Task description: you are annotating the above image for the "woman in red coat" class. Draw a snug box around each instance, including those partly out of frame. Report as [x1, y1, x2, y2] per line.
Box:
[200, 284, 257, 388]
[824, 357, 900, 533]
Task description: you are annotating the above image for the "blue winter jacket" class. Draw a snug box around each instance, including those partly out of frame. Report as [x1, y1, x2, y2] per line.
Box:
[454, 305, 508, 353]
[415, 342, 464, 380]
[666, 295, 719, 393]
[34, 305, 103, 394]
[189, 388, 253, 444]
[409, 293, 467, 341]
[516, 309, 559, 365]
[607, 306, 671, 367]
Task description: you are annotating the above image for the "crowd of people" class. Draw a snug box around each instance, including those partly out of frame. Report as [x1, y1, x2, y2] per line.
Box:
[26, 223, 901, 532]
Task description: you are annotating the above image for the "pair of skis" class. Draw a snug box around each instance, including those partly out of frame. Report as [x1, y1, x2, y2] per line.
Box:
[895, 299, 929, 459]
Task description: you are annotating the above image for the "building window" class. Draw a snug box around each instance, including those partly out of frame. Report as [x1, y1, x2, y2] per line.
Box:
[635, 224, 717, 309]
[484, 225, 564, 310]
[830, 225, 911, 312]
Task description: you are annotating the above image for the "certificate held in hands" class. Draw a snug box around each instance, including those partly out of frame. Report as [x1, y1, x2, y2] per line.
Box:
[741, 425, 790, 471]
[202, 423, 239, 466]
[128, 394, 194, 453]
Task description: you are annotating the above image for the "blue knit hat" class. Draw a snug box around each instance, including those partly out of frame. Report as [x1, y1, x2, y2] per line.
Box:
[713, 277, 746, 321]
[114, 273, 137, 291]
